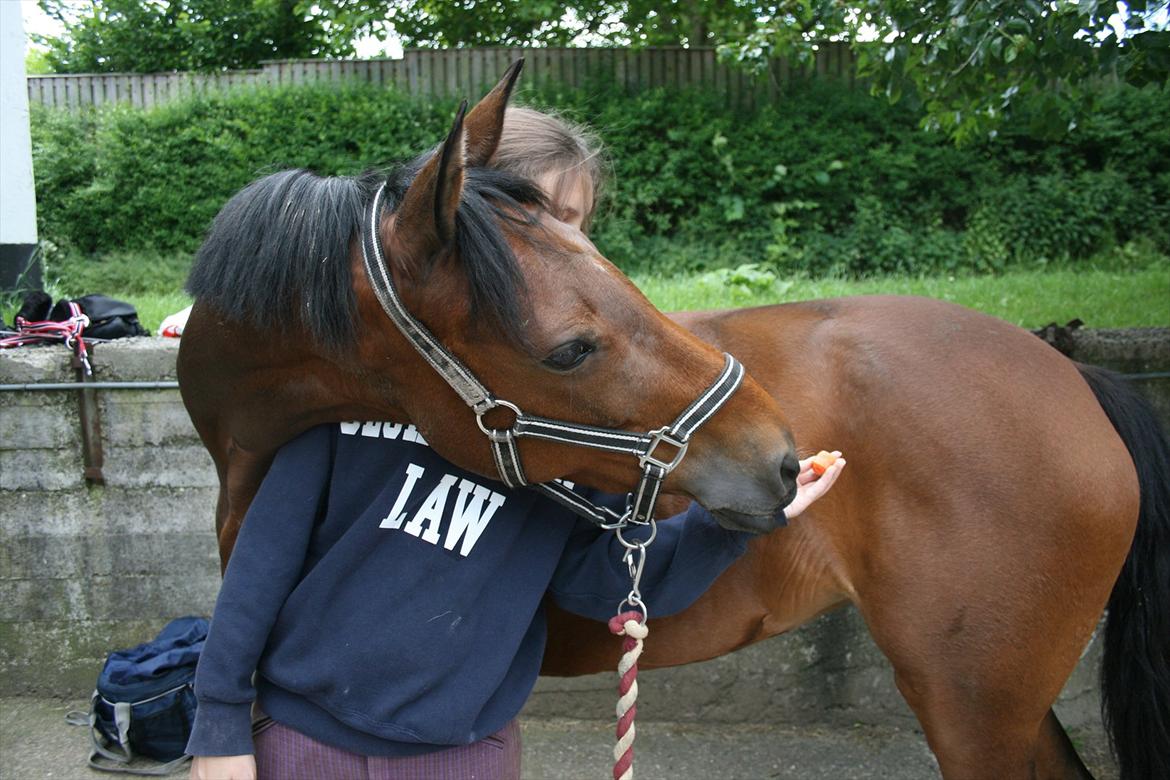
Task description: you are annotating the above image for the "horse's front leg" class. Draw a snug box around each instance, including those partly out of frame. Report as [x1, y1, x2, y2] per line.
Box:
[217, 443, 276, 569]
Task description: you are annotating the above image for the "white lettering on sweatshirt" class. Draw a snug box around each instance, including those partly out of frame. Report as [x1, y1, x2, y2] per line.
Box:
[377, 461, 506, 558]
[340, 420, 428, 446]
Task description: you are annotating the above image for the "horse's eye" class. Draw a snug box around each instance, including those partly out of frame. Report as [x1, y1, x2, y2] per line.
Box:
[543, 340, 595, 371]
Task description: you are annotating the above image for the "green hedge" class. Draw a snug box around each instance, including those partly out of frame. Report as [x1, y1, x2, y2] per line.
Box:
[31, 79, 1169, 277]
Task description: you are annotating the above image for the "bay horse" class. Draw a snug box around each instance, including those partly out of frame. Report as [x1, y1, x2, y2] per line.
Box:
[544, 299, 1170, 780]
[177, 61, 798, 565]
[177, 65, 1169, 779]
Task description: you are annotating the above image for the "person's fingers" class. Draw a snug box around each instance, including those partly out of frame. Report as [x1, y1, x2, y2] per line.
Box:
[796, 451, 845, 486]
[796, 458, 818, 485]
[804, 458, 846, 499]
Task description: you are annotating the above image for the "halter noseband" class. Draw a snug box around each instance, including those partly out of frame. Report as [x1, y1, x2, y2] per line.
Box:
[361, 184, 744, 529]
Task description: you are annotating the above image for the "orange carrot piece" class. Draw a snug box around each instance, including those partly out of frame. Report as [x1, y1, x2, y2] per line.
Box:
[810, 450, 837, 476]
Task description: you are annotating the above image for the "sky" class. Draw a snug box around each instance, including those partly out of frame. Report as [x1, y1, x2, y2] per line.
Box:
[19, 2, 63, 45]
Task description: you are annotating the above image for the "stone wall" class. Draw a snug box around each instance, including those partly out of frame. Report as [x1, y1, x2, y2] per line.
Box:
[1, 330, 1167, 730]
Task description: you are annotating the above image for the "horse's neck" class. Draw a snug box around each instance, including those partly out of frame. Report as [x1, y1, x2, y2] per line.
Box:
[186, 318, 410, 457]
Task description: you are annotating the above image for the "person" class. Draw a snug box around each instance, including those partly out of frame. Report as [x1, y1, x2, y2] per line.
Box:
[489, 106, 605, 232]
[187, 108, 847, 780]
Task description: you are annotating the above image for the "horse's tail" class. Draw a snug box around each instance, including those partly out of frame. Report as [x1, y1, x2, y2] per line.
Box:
[1078, 363, 1170, 780]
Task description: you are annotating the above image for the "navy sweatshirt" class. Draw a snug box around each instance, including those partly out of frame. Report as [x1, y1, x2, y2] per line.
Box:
[187, 421, 751, 757]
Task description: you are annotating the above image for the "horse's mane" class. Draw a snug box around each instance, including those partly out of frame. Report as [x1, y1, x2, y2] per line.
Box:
[186, 158, 546, 350]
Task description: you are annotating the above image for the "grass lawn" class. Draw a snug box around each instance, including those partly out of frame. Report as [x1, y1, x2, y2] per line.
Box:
[6, 249, 1168, 334]
[636, 263, 1170, 329]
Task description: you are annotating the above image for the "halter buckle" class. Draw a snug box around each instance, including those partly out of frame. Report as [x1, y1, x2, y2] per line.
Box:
[640, 428, 689, 473]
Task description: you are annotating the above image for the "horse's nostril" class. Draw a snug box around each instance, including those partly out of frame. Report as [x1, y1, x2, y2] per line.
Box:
[780, 452, 800, 486]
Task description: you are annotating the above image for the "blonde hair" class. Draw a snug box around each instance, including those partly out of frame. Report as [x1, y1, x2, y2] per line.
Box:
[492, 107, 606, 231]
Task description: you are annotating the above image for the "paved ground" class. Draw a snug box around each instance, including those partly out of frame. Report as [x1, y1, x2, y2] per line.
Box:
[1, 697, 1117, 779]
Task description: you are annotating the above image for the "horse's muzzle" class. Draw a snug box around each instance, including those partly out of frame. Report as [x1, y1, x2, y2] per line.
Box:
[689, 450, 800, 534]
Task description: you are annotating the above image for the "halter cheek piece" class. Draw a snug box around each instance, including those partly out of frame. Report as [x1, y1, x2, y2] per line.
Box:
[361, 184, 745, 529]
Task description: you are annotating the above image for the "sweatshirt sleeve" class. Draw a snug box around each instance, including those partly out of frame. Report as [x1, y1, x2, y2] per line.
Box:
[186, 426, 334, 757]
[548, 500, 752, 622]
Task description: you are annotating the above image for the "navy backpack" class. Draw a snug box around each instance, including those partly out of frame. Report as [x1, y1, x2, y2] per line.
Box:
[82, 616, 208, 775]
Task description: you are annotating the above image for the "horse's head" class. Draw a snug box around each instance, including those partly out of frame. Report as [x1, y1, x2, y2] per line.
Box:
[355, 63, 799, 533]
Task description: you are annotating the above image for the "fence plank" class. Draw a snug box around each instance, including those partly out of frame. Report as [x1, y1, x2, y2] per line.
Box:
[548, 47, 561, 88]
[427, 51, 440, 96]
[584, 47, 599, 88]
[459, 48, 472, 96]
[561, 47, 571, 86]
[491, 49, 505, 92]
[405, 52, 419, 95]
[470, 49, 484, 95]
[76, 76, 90, 108]
[544, 49, 557, 88]
[429, 50, 441, 96]
[442, 50, 454, 96]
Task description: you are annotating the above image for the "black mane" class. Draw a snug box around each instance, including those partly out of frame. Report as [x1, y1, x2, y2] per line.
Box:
[186, 158, 547, 349]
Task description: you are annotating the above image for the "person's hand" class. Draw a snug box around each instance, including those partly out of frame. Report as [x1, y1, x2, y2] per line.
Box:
[190, 754, 256, 780]
[783, 451, 846, 520]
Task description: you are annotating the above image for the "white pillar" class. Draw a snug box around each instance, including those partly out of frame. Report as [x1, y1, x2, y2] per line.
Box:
[0, 2, 41, 292]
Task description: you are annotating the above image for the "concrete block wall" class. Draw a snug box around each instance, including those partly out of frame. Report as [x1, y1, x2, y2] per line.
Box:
[1, 339, 220, 695]
[1, 329, 1167, 730]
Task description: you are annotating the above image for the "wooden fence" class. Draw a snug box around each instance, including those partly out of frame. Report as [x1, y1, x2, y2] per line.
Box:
[27, 45, 856, 112]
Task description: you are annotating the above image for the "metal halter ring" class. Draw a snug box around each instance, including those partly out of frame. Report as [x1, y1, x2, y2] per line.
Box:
[615, 519, 658, 551]
[474, 399, 523, 442]
[639, 427, 689, 472]
[617, 594, 649, 624]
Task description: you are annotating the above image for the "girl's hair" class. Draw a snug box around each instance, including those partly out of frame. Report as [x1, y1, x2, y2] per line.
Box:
[492, 107, 607, 231]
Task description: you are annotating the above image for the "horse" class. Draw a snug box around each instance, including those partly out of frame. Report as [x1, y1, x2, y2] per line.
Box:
[176, 61, 799, 568]
[177, 65, 1170, 779]
[543, 298, 1169, 780]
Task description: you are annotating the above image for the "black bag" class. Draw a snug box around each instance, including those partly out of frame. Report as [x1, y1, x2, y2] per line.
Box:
[10, 291, 148, 341]
[80, 617, 208, 775]
[55, 294, 148, 340]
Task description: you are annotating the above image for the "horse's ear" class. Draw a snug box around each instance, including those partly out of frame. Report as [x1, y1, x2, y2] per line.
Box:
[463, 58, 524, 167]
[392, 99, 468, 265]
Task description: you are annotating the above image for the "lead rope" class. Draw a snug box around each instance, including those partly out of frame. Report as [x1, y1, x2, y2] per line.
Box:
[1, 302, 92, 375]
[607, 522, 656, 780]
[608, 612, 647, 780]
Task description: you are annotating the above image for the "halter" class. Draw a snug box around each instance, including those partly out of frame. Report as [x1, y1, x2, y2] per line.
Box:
[360, 184, 745, 529]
